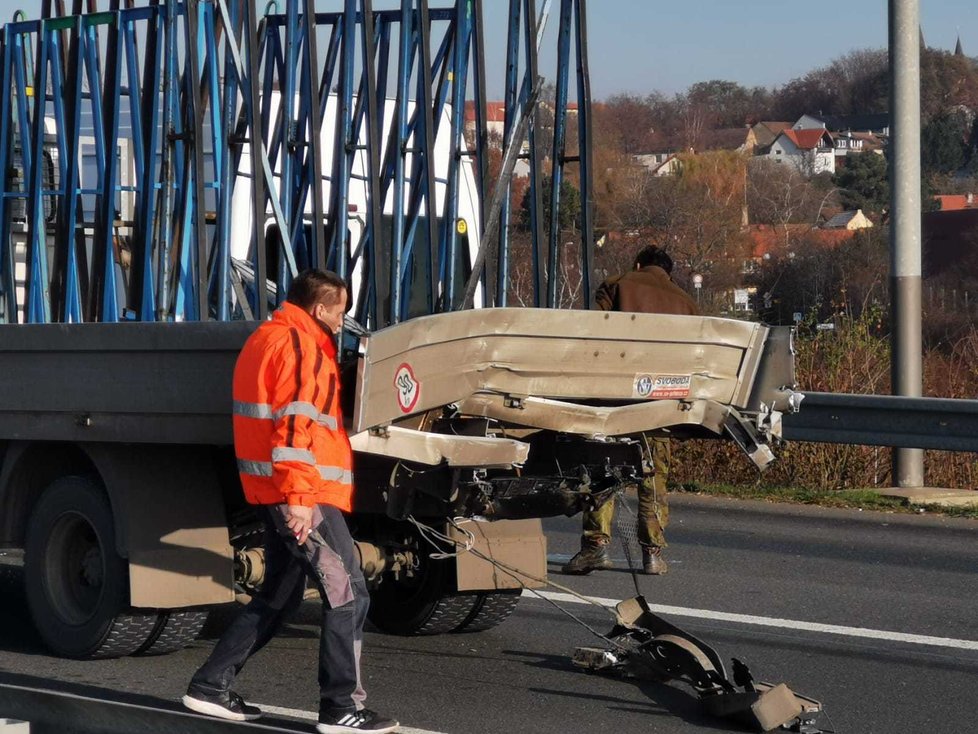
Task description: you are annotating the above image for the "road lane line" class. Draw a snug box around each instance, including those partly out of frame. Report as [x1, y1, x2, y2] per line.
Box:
[521, 589, 978, 652]
[256, 703, 447, 734]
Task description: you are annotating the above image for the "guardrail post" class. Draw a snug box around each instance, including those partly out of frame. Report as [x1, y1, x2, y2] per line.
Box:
[888, 0, 924, 487]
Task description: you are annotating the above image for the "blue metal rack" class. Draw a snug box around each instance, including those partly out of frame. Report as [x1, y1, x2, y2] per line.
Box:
[0, 0, 594, 327]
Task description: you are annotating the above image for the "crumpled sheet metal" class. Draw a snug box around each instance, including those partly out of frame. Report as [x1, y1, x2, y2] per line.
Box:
[457, 394, 730, 437]
[354, 308, 769, 433]
[348, 425, 530, 467]
[608, 596, 824, 732]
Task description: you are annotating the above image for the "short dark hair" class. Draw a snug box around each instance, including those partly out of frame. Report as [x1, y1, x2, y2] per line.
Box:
[634, 245, 673, 274]
[286, 269, 349, 311]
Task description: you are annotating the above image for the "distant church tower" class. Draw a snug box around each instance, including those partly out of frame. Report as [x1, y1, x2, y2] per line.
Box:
[954, 35, 964, 56]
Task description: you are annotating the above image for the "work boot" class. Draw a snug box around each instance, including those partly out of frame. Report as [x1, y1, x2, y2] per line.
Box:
[642, 546, 668, 575]
[562, 540, 613, 575]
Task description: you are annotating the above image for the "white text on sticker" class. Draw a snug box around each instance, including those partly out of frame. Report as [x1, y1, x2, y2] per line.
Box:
[633, 374, 691, 399]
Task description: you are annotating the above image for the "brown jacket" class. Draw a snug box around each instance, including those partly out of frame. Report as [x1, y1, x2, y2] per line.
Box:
[595, 265, 699, 315]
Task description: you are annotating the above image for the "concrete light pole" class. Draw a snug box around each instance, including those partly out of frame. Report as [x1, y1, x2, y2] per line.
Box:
[889, 0, 924, 487]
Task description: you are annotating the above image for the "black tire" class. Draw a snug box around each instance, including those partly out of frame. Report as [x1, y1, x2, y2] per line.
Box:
[367, 553, 482, 635]
[453, 589, 522, 633]
[24, 475, 158, 658]
[135, 609, 209, 656]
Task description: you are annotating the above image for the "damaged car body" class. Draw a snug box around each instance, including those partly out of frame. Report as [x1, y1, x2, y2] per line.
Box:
[348, 307, 799, 523]
[343, 307, 829, 731]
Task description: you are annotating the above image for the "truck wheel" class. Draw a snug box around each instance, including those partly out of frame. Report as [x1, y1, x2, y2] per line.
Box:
[453, 589, 522, 633]
[24, 476, 158, 658]
[135, 609, 209, 656]
[367, 554, 481, 635]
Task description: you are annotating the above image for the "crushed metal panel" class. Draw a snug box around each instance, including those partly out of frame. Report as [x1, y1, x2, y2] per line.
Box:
[452, 518, 546, 591]
[354, 309, 768, 433]
[349, 426, 529, 467]
[728, 319, 771, 409]
[458, 394, 730, 437]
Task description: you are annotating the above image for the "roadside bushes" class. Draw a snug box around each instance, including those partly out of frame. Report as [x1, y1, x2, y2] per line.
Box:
[673, 309, 978, 491]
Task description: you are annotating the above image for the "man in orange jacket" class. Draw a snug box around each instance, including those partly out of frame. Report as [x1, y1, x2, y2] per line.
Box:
[183, 270, 399, 734]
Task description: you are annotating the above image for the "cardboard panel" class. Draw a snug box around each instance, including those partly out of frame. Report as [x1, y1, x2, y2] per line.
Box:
[452, 518, 547, 591]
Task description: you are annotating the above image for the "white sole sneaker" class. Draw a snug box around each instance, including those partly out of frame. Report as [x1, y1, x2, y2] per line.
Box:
[181, 694, 261, 721]
[316, 721, 399, 733]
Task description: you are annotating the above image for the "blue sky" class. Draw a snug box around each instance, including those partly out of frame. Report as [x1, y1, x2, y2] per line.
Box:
[7, 0, 975, 98]
[509, 0, 974, 98]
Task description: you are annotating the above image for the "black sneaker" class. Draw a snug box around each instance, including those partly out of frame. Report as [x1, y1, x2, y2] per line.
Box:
[317, 708, 399, 733]
[182, 688, 262, 721]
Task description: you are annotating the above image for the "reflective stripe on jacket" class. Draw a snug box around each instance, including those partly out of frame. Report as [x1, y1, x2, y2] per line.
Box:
[232, 301, 353, 510]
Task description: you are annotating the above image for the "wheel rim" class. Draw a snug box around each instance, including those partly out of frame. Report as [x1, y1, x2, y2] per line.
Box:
[43, 511, 106, 626]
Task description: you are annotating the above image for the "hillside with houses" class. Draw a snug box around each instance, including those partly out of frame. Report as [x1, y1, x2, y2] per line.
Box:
[467, 38, 978, 347]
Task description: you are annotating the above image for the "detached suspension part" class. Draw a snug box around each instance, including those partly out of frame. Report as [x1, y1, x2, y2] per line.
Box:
[573, 596, 827, 733]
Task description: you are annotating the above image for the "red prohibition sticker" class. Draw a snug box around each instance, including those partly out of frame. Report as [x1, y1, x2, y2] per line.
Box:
[394, 363, 421, 413]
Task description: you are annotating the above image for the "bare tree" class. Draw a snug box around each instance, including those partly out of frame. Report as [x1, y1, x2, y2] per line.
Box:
[748, 158, 831, 245]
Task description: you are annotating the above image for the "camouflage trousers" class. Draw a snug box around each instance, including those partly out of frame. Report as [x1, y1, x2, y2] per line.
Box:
[582, 435, 670, 549]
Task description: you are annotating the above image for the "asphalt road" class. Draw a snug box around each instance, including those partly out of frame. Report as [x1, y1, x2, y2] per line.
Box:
[1, 494, 977, 734]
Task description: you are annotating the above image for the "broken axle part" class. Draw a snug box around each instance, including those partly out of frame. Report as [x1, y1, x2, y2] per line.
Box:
[573, 596, 828, 733]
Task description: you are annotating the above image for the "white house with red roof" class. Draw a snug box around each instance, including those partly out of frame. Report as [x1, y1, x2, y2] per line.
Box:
[464, 100, 508, 139]
[765, 127, 836, 175]
[463, 101, 530, 177]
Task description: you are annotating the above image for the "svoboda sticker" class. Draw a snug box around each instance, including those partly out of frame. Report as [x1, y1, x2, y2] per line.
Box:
[394, 363, 421, 413]
[633, 374, 691, 399]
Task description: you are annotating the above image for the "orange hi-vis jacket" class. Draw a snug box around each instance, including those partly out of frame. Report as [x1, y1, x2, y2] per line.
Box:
[232, 301, 353, 510]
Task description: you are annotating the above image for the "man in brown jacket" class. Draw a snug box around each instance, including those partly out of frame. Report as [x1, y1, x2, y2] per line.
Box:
[562, 245, 698, 576]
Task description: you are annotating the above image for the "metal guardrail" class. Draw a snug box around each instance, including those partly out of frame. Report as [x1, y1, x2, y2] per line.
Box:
[782, 392, 978, 453]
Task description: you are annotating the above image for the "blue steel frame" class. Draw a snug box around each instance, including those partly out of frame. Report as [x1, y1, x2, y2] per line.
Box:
[0, 0, 594, 327]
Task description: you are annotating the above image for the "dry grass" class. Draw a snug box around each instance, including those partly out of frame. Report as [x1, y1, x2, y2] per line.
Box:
[675, 311, 978, 492]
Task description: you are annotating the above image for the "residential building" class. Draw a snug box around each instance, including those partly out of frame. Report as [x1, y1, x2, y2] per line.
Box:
[463, 101, 530, 177]
[634, 127, 748, 176]
[635, 153, 681, 176]
[922, 208, 978, 279]
[745, 121, 792, 154]
[748, 224, 860, 264]
[766, 128, 836, 175]
[822, 209, 874, 230]
[935, 193, 978, 211]
[794, 113, 890, 137]
[832, 131, 885, 164]
[464, 100, 507, 139]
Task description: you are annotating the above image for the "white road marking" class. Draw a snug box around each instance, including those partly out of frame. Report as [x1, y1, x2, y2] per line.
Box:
[256, 703, 447, 734]
[521, 589, 978, 652]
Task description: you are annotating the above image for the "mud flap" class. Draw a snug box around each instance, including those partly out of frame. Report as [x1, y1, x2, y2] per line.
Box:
[451, 519, 546, 591]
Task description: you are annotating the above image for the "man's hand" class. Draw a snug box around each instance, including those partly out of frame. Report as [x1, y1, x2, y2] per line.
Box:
[286, 504, 314, 545]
